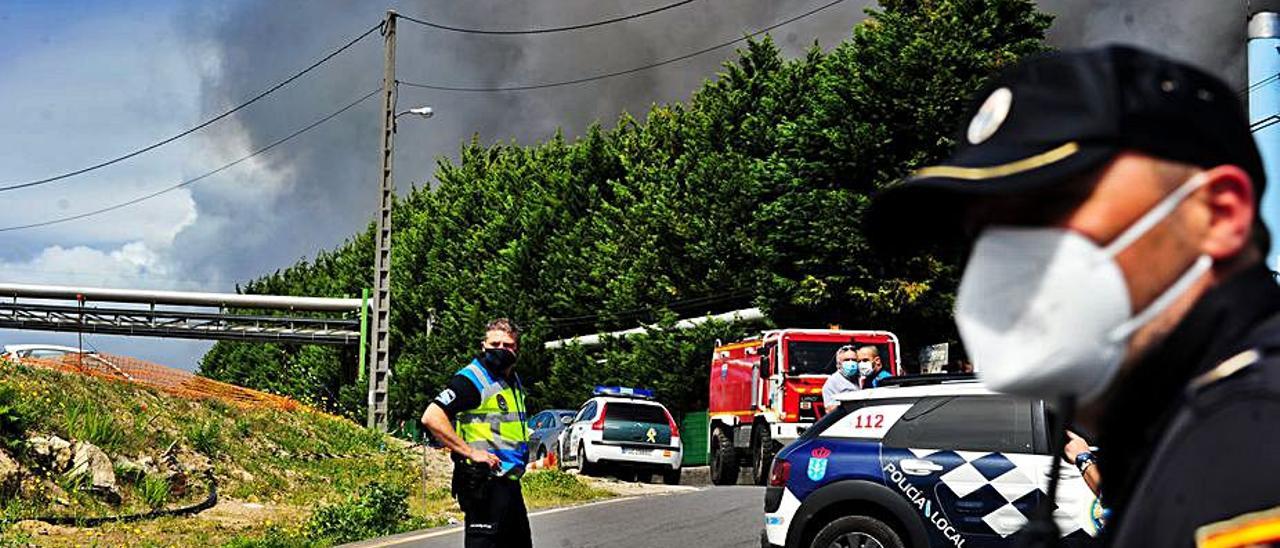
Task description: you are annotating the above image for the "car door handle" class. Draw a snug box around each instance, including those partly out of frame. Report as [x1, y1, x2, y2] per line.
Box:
[901, 459, 944, 476]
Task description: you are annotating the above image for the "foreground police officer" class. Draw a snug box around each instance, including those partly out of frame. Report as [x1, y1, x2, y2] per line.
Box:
[422, 318, 531, 548]
[869, 45, 1280, 547]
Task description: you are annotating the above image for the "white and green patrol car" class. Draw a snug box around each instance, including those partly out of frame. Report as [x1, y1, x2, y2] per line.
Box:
[560, 386, 684, 485]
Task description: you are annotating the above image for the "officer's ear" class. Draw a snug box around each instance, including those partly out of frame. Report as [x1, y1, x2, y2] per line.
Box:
[1198, 165, 1257, 265]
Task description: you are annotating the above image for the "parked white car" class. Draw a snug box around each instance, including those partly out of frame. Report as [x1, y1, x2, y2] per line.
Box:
[560, 386, 683, 484]
[2, 344, 93, 361]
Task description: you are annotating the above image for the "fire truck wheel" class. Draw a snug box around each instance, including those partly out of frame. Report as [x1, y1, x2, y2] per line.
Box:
[751, 425, 776, 486]
[710, 427, 739, 486]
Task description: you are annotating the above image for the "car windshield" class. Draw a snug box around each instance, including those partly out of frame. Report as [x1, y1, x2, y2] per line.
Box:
[787, 341, 891, 376]
[605, 403, 667, 425]
[786, 341, 850, 376]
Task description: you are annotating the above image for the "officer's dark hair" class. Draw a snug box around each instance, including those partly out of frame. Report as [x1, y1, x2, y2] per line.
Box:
[484, 318, 520, 340]
[856, 345, 882, 361]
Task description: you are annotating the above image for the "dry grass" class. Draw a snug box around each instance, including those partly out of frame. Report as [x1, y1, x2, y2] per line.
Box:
[0, 362, 616, 547]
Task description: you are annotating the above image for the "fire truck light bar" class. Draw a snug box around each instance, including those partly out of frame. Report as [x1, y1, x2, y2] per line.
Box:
[593, 386, 655, 399]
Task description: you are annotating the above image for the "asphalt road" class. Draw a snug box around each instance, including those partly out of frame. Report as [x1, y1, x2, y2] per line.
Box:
[354, 486, 765, 548]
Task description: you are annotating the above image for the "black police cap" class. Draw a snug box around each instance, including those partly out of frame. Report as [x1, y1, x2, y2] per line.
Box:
[867, 45, 1265, 246]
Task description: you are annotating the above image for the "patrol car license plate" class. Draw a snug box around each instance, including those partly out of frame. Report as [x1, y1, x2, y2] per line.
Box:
[622, 447, 652, 456]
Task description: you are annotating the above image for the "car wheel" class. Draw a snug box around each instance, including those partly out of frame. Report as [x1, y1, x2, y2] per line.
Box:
[710, 427, 739, 486]
[579, 442, 599, 476]
[810, 516, 904, 548]
[662, 468, 682, 485]
[751, 424, 776, 486]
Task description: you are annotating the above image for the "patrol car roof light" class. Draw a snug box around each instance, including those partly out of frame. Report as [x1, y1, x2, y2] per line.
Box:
[592, 385, 655, 399]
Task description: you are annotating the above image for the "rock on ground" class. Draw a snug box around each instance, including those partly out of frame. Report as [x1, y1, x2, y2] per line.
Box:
[113, 455, 147, 484]
[26, 435, 74, 472]
[67, 441, 120, 504]
[0, 448, 23, 496]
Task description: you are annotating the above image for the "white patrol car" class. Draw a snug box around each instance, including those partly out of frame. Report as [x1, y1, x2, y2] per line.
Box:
[763, 375, 1102, 548]
[560, 386, 684, 485]
[2, 344, 94, 361]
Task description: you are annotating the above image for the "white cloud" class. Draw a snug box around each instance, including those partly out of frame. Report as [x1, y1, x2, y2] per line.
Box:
[0, 240, 202, 290]
[190, 116, 297, 204]
[0, 4, 208, 255]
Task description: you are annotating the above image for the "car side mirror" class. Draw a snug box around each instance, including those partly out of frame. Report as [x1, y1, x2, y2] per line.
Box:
[560, 416, 574, 425]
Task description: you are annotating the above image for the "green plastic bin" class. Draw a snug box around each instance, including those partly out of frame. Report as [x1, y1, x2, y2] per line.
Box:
[680, 411, 709, 466]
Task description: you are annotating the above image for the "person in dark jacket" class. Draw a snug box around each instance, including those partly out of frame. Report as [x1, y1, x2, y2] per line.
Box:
[868, 45, 1280, 547]
[855, 345, 892, 389]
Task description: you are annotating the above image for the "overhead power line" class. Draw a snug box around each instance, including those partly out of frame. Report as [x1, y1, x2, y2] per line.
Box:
[0, 87, 382, 233]
[397, 0, 698, 35]
[0, 21, 384, 193]
[395, 0, 847, 93]
[1242, 72, 1280, 97]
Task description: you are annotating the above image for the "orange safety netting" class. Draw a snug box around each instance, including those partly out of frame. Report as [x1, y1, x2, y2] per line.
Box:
[12, 353, 305, 412]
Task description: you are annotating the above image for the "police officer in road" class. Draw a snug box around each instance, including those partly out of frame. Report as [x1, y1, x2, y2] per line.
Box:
[869, 45, 1280, 546]
[422, 318, 532, 548]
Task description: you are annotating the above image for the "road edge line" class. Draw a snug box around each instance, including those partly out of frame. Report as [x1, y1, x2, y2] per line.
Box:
[351, 494, 653, 547]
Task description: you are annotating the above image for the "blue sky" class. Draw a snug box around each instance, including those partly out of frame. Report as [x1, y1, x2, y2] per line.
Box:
[1, 0, 213, 367]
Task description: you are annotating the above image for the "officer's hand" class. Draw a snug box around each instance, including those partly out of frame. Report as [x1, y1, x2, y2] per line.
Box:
[1063, 430, 1090, 463]
[470, 448, 500, 469]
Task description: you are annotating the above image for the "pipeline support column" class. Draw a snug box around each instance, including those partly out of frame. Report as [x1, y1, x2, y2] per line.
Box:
[1249, 1, 1280, 271]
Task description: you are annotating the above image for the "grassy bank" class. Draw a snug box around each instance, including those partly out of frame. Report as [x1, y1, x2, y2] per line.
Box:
[0, 361, 612, 547]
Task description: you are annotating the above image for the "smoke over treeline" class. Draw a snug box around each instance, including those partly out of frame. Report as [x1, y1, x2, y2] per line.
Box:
[176, 0, 1248, 290]
[1038, 0, 1246, 87]
[173, 0, 872, 288]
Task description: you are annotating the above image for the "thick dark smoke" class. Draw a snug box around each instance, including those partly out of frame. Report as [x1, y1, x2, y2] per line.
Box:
[171, 0, 872, 287]
[174, 0, 1251, 289]
[1037, 0, 1248, 88]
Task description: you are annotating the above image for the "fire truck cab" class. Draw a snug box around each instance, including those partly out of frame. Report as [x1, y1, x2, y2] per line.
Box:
[707, 329, 900, 485]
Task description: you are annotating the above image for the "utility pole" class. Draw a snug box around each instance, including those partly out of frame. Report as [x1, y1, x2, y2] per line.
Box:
[1250, 0, 1280, 272]
[368, 10, 397, 431]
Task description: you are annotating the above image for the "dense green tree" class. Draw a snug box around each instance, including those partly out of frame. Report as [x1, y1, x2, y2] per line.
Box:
[199, 0, 1051, 422]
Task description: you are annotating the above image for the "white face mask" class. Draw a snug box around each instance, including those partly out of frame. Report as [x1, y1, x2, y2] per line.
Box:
[956, 172, 1213, 402]
[857, 360, 875, 377]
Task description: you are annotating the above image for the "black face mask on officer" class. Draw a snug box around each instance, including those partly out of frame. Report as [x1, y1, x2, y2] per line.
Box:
[479, 347, 517, 372]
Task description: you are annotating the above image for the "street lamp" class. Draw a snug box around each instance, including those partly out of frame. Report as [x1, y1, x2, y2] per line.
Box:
[393, 106, 434, 133]
[397, 106, 434, 119]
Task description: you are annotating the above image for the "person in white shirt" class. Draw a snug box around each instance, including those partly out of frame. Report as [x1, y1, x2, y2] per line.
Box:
[821, 345, 861, 413]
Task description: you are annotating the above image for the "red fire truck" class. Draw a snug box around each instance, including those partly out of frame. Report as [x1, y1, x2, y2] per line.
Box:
[706, 329, 901, 485]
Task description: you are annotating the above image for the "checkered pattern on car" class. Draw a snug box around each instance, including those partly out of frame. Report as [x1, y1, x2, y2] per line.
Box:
[890, 448, 1093, 538]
